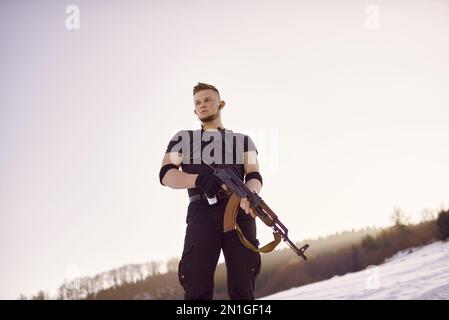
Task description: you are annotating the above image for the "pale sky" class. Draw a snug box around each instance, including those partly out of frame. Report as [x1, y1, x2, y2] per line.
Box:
[1, 0, 448, 299]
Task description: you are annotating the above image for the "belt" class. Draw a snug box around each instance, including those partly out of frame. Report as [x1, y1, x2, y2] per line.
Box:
[189, 191, 231, 203]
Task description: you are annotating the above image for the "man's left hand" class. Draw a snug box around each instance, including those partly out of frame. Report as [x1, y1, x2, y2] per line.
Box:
[240, 197, 257, 218]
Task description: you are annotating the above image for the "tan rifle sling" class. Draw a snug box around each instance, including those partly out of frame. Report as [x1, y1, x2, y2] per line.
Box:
[223, 193, 282, 253]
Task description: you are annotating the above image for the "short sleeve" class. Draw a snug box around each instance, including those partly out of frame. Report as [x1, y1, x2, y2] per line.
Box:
[244, 135, 258, 154]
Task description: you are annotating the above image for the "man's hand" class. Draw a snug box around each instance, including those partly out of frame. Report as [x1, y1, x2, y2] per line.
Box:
[240, 196, 257, 218]
[195, 172, 225, 196]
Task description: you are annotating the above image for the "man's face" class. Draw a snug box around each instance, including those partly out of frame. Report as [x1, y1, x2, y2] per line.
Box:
[194, 89, 222, 122]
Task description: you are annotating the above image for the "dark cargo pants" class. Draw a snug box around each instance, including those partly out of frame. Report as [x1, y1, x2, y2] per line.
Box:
[178, 200, 261, 300]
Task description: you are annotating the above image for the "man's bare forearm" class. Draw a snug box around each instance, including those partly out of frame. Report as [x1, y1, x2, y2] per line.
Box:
[162, 169, 199, 189]
[245, 179, 262, 194]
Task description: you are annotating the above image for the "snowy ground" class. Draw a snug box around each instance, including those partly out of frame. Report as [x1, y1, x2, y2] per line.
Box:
[261, 241, 449, 300]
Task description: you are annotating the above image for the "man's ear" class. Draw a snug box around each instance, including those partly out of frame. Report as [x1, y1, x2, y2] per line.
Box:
[194, 109, 197, 115]
[219, 101, 225, 110]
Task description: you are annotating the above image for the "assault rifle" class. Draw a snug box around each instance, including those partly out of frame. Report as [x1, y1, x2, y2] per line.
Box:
[207, 164, 310, 261]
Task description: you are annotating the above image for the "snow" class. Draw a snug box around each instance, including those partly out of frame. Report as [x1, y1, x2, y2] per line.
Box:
[261, 241, 449, 300]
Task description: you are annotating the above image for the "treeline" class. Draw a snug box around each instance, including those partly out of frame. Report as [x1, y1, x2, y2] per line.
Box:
[21, 208, 449, 300]
[21, 259, 181, 300]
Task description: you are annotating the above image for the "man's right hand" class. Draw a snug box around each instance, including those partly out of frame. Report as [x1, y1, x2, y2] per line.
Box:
[195, 172, 225, 196]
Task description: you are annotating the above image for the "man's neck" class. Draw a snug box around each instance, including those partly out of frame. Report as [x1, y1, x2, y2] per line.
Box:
[201, 119, 224, 131]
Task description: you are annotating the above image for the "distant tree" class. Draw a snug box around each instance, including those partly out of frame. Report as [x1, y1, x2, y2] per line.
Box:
[436, 209, 449, 241]
[118, 266, 128, 284]
[17, 294, 28, 300]
[148, 261, 162, 276]
[390, 207, 410, 227]
[31, 290, 46, 300]
[111, 268, 120, 288]
[361, 235, 378, 251]
[351, 245, 362, 271]
[166, 257, 180, 273]
[421, 209, 435, 222]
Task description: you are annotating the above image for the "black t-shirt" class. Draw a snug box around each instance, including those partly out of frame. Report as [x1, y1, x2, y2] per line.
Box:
[164, 127, 258, 198]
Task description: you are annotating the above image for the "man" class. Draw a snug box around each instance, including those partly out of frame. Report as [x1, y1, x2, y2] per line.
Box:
[159, 82, 264, 300]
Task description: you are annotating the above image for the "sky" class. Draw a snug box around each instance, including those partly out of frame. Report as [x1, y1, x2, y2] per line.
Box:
[0, 0, 448, 299]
